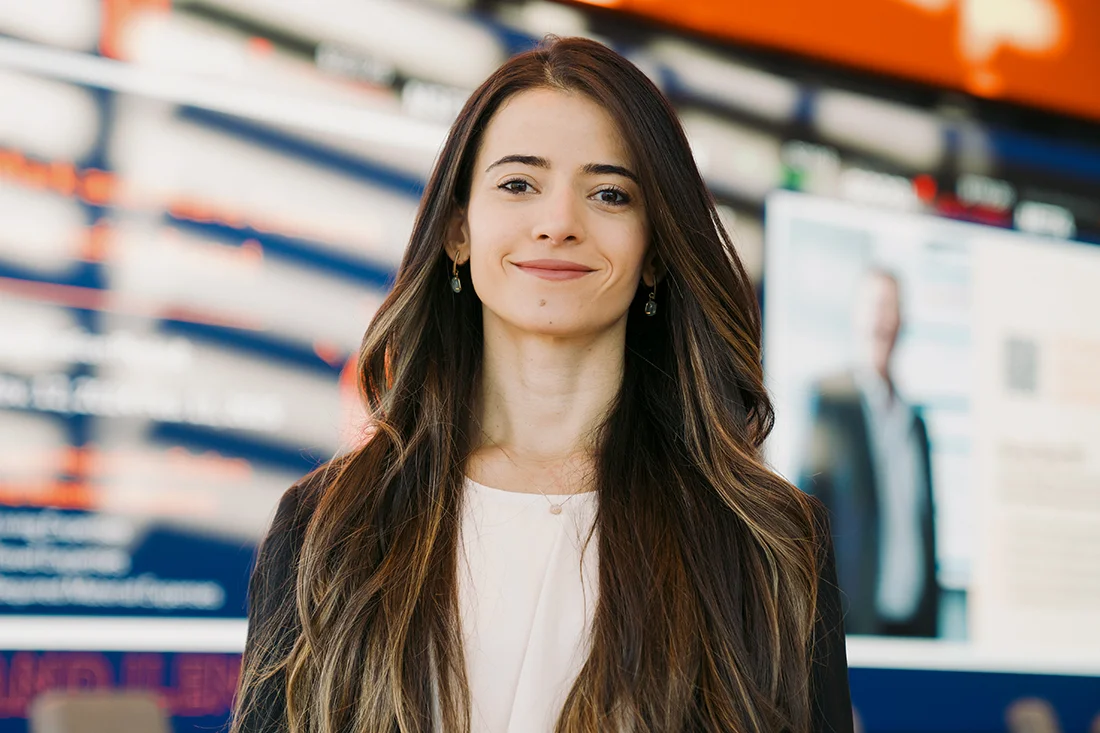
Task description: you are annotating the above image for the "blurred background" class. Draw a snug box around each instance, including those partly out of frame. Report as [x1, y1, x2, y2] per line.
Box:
[0, 0, 1098, 731]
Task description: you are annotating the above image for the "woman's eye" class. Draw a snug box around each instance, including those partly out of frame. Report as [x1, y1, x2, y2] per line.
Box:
[595, 187, 630, 205]
[500, 179, 532, 194]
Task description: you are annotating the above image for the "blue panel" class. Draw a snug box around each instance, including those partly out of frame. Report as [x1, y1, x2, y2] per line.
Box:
[178, 106, 427, 198]
[158, 319, 344, 379]
[165, 216, 397, 290]
[989, 128, 1100, 184]
[851, 667, 1100, 733]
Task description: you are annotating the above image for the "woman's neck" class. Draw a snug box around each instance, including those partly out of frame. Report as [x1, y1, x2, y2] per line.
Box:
[468, 311, 625, 493]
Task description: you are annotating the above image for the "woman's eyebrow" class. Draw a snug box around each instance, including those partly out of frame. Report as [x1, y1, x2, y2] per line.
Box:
[486, 156, 638, 184]
[582, 163, 638, 184]
[486, 154, 548, 171]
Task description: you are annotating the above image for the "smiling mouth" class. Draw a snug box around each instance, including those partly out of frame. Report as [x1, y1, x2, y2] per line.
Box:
[511, 260, 595, 281]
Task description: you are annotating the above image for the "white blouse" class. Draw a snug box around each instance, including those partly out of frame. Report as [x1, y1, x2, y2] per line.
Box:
[456, 476, 600, 732]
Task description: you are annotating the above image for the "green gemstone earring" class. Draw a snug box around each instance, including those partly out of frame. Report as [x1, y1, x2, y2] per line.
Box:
[450, 255, 462, 293]
[644, 284, 657, 316]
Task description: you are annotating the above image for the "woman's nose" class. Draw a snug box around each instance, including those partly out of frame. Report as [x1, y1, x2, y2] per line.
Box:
[532, 188, 585, 245]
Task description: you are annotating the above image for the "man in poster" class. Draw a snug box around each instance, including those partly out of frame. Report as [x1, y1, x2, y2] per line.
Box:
[800, 269, 940, 637]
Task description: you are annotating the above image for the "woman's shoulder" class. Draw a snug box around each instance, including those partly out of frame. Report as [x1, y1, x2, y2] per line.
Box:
[799, 492, 844, 629]
[247, 455, 353, 617]
[793, 492, 832, 548]
[277, 461, 331, 513]
[265, 453, 353, 550]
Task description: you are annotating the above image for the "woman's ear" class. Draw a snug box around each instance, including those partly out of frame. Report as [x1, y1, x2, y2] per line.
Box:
[641, 248, 666, 288]
[444, 208, 470, 264]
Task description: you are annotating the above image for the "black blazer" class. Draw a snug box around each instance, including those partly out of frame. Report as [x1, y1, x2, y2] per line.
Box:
[235, 471, 854, 733]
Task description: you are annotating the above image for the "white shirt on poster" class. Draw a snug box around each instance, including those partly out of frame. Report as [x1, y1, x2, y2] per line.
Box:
[856, 368, 927, 622]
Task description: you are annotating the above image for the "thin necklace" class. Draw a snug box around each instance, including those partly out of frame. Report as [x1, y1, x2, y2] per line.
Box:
[476, 434, 592, 515]
[540, 487, 579, 515]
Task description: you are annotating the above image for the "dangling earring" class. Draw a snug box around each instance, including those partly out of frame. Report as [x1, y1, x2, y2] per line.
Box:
[644, 282, 657, 316]
[450, 255, 462, 293]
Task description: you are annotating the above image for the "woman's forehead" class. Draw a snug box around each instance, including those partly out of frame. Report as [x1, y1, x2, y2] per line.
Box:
[475, 88, 635, 171]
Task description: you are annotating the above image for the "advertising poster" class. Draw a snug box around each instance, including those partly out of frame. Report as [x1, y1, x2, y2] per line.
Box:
[764, 191, 1100, 677]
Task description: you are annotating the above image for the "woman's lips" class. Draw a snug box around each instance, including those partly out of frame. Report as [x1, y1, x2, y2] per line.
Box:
[512, 260, 595, 281]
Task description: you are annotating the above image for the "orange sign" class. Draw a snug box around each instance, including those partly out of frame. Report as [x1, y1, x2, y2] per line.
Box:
[580, 0, 1100, 122]
[99, 0, 171, 58]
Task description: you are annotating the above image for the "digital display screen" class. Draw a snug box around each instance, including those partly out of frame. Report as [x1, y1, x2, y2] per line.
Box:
[764, 191, 1100, 675]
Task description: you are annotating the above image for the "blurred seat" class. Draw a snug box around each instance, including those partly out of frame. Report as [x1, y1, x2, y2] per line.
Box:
[1006, 697, 1062, 733]
[28, 690, 170, 733]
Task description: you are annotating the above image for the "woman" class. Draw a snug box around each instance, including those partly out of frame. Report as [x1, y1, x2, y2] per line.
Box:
[232, 36, 852, 733]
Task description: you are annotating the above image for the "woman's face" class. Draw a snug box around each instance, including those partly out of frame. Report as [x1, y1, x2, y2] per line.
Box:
[452, 87, 652, 338]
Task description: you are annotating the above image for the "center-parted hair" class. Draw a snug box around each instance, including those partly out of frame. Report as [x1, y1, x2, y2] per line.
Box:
[233, 36, 826, 733]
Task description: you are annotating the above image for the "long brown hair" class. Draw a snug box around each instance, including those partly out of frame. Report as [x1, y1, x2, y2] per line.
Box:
[233, 36, 824, 733]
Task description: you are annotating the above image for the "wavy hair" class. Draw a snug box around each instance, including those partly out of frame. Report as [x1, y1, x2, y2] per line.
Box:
[232, 36, 824, 733]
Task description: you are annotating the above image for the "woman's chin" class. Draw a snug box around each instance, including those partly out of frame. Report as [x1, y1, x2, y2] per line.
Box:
[486, 314, 600, 340]
[482, 301, 629, 340]
[511, 320, 591, 339]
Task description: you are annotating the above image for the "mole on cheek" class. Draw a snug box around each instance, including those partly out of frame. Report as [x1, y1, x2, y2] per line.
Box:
[539, 299, 547, 307]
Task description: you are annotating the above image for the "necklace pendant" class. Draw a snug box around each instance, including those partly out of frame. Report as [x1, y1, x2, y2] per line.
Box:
[549, 504, 563, 515]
